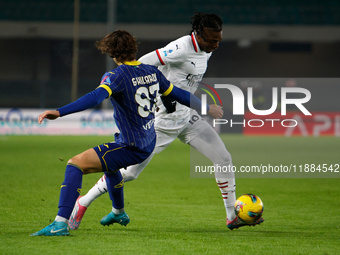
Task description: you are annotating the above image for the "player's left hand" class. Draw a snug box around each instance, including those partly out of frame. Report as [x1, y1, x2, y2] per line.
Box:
[208, 104, 223, 119]
[38, 110, 61, 124]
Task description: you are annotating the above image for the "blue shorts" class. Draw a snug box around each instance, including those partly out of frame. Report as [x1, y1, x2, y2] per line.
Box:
[93, 139, 155, 173]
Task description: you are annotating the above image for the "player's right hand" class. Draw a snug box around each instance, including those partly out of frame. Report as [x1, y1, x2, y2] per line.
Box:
[208, 104, 223, 119]
[38, 110, 61, 124]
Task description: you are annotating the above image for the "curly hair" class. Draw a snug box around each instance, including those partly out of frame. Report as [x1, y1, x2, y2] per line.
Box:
[96, 30, 138, 63]
[191, 12, 222, 36]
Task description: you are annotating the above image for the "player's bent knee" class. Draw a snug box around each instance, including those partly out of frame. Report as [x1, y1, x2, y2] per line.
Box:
[122, 171, 139, 182]
[224, 151, 232, 163]
[67, 156, 87, 172]
[67, 156, 81, 167]
[215, 151, 232, 167]
[222, 146, 232, 159]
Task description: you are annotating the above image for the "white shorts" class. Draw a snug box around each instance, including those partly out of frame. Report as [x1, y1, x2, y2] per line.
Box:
[153, 110, 209, 154]
[122, 110, 233, 182]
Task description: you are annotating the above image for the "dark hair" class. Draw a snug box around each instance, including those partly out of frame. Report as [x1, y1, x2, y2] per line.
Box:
[96, 30, 137, 63]
[191, 12, 222, 36]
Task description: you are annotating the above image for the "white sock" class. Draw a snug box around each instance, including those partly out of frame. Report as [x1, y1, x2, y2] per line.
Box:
[216, 179, 236, 221]
[226, 205, 236, 221]
[55, 215, 68, 223]
[112, 207, 125, 214]
[79, 175, 108, 207]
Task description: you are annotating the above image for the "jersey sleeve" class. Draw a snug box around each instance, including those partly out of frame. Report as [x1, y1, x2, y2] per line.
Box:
[97, 70, 124, 96]
[163, 85, 209, 113]
[57, 87, 109, 117]
[155, 68, 172, 94]
[155, 68, 208, 113]
[140, 40, 187, 67]
[138, 51, 161, 66]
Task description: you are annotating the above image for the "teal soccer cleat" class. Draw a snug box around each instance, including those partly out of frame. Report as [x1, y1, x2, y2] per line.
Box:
[100, 211, 130, 226]
[30, 221, 70, 236]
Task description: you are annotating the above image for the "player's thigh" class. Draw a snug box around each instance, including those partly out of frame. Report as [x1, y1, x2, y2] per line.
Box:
[181, 117, 231, 164]
[154, 118, 182, 154]
[94, 142, 152, 173]
[177, 113, 208, 144]
[68, 148, 102, 174]
[122, 127, 178, 180]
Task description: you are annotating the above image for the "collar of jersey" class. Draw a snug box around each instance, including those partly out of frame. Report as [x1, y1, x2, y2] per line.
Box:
[191, 32, 200, 53]
[123, 61, 141, 66]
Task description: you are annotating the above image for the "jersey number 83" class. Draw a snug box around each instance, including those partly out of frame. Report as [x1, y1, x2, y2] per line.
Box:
[135, 83, 159, 118]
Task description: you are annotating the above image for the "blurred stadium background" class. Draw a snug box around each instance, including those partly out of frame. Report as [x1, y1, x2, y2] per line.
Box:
[0, 0, 339, 136]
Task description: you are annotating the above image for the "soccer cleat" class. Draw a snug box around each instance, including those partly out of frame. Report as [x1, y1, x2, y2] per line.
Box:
[227, 216, 264, 230]
[100, 211, 130, 227]
[227, 216, 247, 230]
[30, 221, 70, 236]
[69, 196, 88, 230]
[249, 217, 264, 227]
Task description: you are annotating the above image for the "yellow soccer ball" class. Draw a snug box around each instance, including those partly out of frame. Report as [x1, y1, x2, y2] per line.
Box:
[234, 194, 264, 224]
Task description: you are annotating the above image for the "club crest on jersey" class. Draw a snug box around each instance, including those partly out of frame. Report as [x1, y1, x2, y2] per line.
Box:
[101, 75, 110, 84]
[163, 49, 173, 57]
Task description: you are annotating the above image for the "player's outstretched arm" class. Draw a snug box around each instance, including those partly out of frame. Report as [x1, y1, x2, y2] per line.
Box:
[163, 84, 223, 119]
[38, 87, 109, 124]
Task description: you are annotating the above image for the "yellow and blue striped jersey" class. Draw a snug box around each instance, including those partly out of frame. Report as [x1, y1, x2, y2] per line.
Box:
[57, 61, 205, 150]
[99, 61, 172, 149]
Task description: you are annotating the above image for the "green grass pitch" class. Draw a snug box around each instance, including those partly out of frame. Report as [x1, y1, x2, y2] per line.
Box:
[0, 135, 339, 254]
